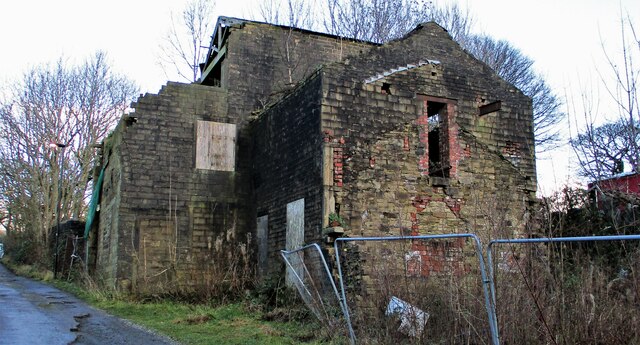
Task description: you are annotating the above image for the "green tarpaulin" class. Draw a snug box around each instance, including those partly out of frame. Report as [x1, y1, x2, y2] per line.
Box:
[84, 167, 105, 239]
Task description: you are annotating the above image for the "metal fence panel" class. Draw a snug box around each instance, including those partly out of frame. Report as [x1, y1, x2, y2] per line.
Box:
[488, 235, 640, 344]
[280, 243, 354, 343]
[283, 234, 640, 344]
[334, 234, 497, 345]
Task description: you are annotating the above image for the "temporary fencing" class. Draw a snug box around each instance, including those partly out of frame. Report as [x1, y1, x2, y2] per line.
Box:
[334, 234, 496, 344]
[282, 234, 640, 344]
[280, 243, 354, 342]
[487, 235, 640, 345]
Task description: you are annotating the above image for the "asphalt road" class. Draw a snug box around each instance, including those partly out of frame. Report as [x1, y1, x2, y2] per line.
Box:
[0, 263, 178, 345]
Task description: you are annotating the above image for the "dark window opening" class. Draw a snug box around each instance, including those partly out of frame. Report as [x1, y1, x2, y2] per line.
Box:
[427, 101, 448, 177]
[381, 82, 392, 95]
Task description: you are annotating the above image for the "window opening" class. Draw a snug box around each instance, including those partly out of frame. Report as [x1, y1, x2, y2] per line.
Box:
[381, 82, 392, 95]
[427, 101, 448, 177]
[211, 56, 224, 87]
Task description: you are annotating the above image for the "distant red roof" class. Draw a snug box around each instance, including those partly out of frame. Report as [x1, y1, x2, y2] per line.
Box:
[588, 172, 640, 195]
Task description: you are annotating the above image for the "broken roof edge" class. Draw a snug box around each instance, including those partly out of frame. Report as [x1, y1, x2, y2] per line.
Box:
[408, 21, 532, 102]
[216, 16, 380, 45]
[199, 15, 380, 84]
[214, 17, 448, 48]
[388, 21, 450, 44]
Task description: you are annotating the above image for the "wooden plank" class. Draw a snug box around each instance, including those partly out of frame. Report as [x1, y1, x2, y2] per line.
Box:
[195, 120, 236, 171]
[285, 198, 305, 286]
[479, 100, 502, 116]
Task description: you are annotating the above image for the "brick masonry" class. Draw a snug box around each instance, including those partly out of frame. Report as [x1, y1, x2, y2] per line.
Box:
[92, 19, 374, 291]
[319, 23, 536, 242]
[252, 73, 325, 271]
[95, 83, 253, 291]
[93, 19, 536, 291]
[218, 20, 372, 124]
[256, 22, 536, 278]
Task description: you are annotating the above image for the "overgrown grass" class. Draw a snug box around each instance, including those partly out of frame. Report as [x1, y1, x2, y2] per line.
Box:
[73, 287, 340, 344]
[87, 300, 325, 345]
[1, 256, 52, 280]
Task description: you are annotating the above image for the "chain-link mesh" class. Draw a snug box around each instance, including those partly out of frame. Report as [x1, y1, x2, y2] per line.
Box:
[280, 244, 352, 341]
[335, 235, 494, 344]
[489, 236, 640, 344]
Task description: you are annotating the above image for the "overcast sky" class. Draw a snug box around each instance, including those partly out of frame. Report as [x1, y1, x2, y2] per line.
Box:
[1, 0, 638, 195]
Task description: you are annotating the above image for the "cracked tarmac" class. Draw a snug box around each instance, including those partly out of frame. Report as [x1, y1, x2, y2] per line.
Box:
[0, 263, 178, 345]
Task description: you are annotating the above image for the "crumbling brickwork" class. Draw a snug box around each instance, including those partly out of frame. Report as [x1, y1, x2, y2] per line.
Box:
[93, 18, 375, 291]
[94, 18, 536, 291]
[255, 22, 536, 276]
[95, 83, 253, 291]
[320, 23, 536, 243]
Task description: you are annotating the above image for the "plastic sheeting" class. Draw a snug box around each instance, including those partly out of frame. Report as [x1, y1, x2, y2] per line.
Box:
[84, 167, 105, 239]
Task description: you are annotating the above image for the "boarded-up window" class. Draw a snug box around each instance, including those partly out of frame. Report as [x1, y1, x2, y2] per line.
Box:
[195, 120, 236, 171]
[256, 215, 269, 278]
[286, 198, 305, 286]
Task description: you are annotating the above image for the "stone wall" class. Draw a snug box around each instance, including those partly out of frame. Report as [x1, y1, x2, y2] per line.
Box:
[252, 72, 325, 276]
[250, 22, 536, 279]
[94, 20, 537, 290]
[318, 22, 536, 243]
[215, 21, 372, 277]
[221, 21, 372, 123]
[94, 21, 374, 289]
[95, 120, 124, 287]
[95, 82, 252, 292]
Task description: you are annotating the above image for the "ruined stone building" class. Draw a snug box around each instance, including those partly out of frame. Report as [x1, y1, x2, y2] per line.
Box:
[88, 17, 536, 292]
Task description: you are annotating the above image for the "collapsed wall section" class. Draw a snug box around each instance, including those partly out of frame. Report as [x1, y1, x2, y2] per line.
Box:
[94, 82, 253, 292]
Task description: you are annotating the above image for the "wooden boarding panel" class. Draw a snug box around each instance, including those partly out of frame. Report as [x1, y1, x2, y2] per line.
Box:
[196, 120, 236, 171]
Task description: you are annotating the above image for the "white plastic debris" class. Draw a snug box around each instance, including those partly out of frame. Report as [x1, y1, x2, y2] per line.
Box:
[385, 296, 429, 337]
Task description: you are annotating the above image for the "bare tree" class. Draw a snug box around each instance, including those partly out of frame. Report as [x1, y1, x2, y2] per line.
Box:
[465, 35, 564, 151]
[159, 0, 216, 82]
[323, 0, 431, 43]
[256, 1, 561, 150]
[425, 2, 475, 46]
[259, 0, 316, 30]
[572, 119, 639, 178]
[600, 14, 640, 170]
[322, 0, 474, 44]
[322, 0, 563, 150]
[257, 0, 317, 87]
[571, 14, 639, 180]
[0, 52, 137, 254]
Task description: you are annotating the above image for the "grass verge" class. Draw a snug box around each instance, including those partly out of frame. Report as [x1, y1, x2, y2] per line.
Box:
[83, 298, 324, 345]
[1, 259, 340, 344]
